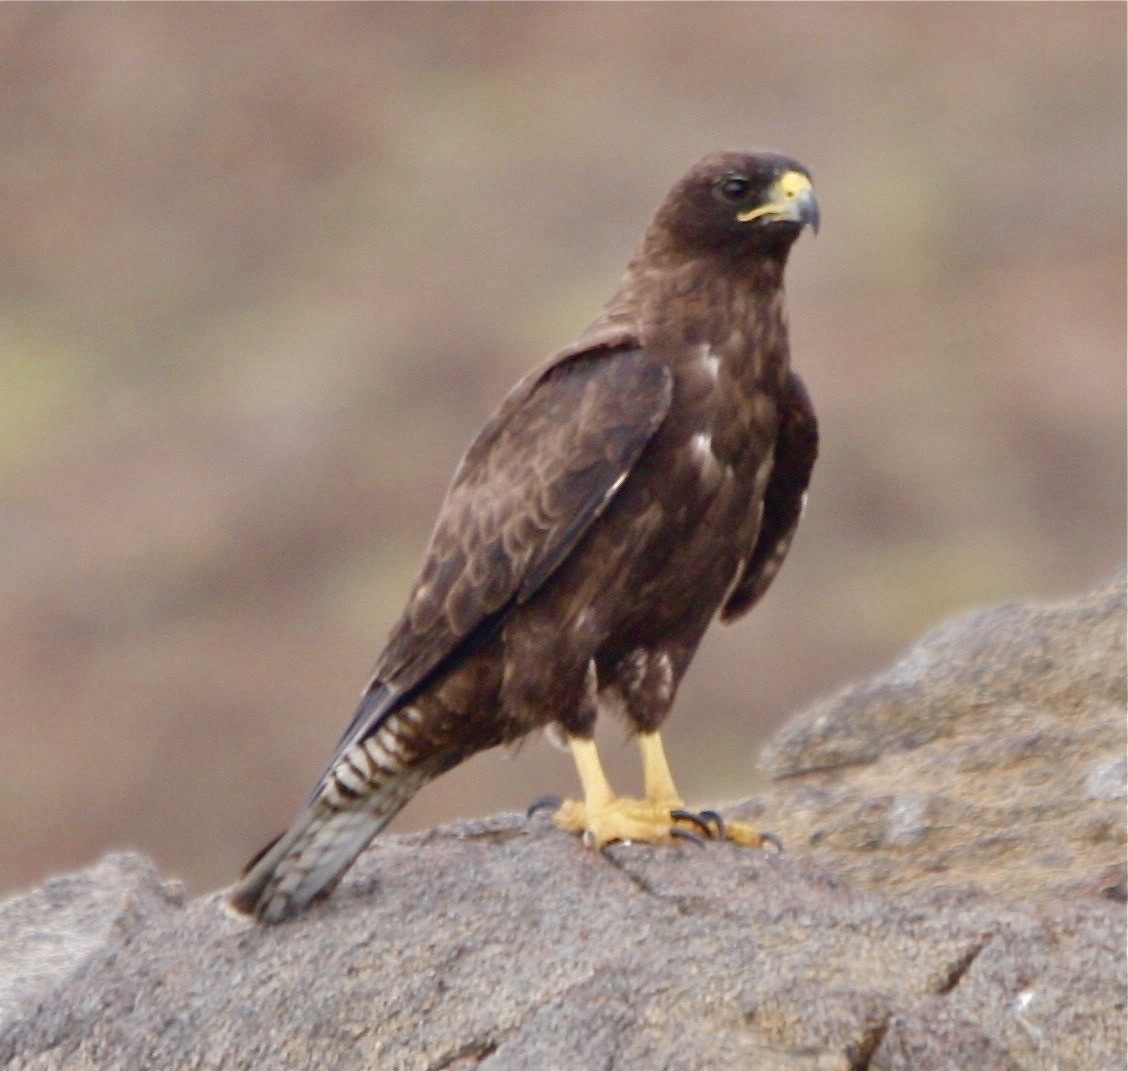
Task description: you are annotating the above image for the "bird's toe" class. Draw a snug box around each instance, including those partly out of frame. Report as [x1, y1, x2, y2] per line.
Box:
[724, 819, 784, 852]
[526, 794, 564, 818]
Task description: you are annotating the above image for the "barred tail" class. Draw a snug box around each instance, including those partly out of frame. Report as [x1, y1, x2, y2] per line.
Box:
[227, 693, 451, 923]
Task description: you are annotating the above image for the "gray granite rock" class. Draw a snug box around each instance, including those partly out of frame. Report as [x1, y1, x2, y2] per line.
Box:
[736, 570, 1126, 905]
[1, 574, 1124, 1070]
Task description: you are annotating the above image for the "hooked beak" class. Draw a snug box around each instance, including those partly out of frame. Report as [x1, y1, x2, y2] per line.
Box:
[737, 170, 820, 234]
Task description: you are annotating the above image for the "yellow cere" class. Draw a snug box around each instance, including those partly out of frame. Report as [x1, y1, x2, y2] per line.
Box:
[736, 170, 812, 224]
[777, 170, 811, 200]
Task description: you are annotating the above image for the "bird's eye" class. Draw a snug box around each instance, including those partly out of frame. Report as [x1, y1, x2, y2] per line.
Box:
[715, 175, 752, 203]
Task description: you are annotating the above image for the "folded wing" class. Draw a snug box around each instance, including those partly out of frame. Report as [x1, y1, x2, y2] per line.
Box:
[328, 340, 673, 771]
[721, 370, 818, 623]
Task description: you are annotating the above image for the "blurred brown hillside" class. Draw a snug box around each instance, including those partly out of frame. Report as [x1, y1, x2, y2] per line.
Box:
[0, 4, 1123, 899]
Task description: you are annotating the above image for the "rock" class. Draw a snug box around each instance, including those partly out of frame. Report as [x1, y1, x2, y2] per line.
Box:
[0, 575, 1124, 1070]
[0, 854, 185, 1022]
[735, 570, 1126, 905]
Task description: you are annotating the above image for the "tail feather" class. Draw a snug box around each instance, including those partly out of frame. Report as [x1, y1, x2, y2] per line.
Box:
[227, 764, 439, 923]
[228, 688, 452, 923]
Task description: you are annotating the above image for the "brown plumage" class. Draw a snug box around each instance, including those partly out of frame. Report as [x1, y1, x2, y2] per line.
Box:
[229, 151, 820, 922]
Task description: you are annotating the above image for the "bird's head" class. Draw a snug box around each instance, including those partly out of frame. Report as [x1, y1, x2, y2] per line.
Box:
[649, 151, 819, 262]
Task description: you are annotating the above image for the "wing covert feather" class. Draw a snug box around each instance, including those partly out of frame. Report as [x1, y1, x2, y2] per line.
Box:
[720, 371, 818, 622]
[370, 346, 672, 694]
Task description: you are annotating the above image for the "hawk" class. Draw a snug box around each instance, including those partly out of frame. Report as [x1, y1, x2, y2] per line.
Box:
[229, 151, 820, 923]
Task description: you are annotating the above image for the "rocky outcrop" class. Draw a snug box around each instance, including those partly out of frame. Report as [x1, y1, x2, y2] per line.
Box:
[1, 574, 1124, 1071]
[735, 568, 1127, 905]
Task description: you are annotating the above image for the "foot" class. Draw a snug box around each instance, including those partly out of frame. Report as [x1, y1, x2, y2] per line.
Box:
[551, 797, 783, 851]
[670, 807, 784, 851]
[553, 795, 701, 847]
[549, 733, 784, 851]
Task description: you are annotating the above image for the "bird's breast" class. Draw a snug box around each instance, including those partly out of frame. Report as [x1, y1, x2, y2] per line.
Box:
[668, 336, 781, 486]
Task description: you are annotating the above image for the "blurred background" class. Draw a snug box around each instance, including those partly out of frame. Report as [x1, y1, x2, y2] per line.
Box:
[0, 4, 1123, 899]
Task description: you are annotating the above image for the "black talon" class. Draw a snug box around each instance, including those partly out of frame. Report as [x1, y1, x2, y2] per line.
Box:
[526, 794, 563, 818]
[670, 827, 707, 848]
[760, 831, 784, 853]
[669, 808, 713, 836]
[697, 809, 726, 838]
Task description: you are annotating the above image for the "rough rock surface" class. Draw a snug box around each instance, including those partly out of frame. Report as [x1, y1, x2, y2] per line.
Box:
[1, 575, 1124, 1071]
[734, 569, 1127, 904]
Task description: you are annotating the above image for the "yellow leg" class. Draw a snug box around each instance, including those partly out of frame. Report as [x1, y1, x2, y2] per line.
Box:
[639, 731, 682, 805]
[552, 731, 778, 851]
[642, 730, 777, 848]
[552, 733, 687, 847]
[566, 736, 616, 812]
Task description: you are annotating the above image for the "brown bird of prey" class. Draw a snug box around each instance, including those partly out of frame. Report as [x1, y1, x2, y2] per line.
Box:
[229, 151, 819, 923]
